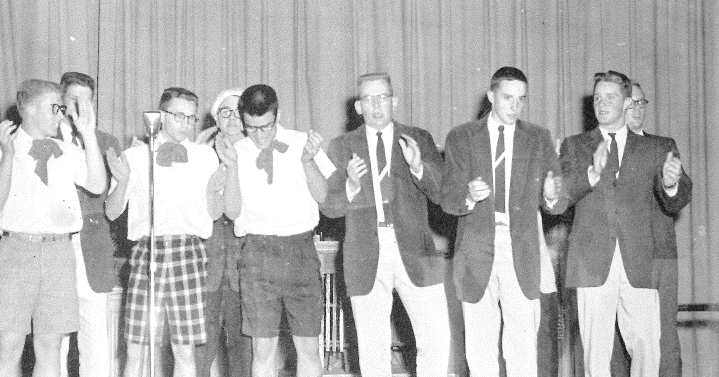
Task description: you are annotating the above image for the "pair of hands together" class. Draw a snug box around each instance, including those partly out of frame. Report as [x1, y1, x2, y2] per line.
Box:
[346, 133, 422, 189]
[466, 171, 562, 204]
[589, 139, 682, 188]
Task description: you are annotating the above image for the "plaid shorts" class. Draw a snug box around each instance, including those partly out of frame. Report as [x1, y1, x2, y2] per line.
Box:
[125, 234, 207, 345]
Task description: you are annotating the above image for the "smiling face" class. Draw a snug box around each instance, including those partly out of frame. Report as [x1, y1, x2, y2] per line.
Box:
[160, 97, 197, 143]
[487, 79, 527, 125]
[23, 91, 65, 139]
[593, 81, 632, 131]
[354, 78, 397, 131]
[216, 95, 244, 143]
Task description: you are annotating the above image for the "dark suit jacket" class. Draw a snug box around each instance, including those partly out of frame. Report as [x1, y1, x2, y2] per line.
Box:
[77, 130, 121, 293]
[559, 128, 691, 289]
[641, 132, 692, 259]
[321, 123, 445, 297]
[441, 116, 564, 303]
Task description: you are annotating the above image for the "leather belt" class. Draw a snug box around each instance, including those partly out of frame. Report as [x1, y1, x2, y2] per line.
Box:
[1, 231, 72, 242]
[377, 221, 394, 228]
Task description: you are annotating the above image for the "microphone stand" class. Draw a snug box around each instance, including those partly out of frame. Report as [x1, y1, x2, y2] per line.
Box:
[143, 111, 162, 377]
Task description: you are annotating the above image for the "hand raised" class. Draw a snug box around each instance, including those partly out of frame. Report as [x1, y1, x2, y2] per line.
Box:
[590, 139, 609, 177]
[106, 147, 130, 183]
[346, 153, 368, 189]
[467, 176, 491, 202]
[69, 97, 96, 136]
[662, 151, 682, 188]
[398, 133, 422, 173]
[216, 135, 238, 167]
[196, 126, 219, 146]
[302, 130, 323, 162]
[0, 120, 17, 156]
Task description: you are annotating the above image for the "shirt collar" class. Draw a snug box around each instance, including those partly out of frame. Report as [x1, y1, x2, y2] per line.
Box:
[598, 124, 628, 140]
[487, 112, 516, 132]
[366, 122, 394, 139]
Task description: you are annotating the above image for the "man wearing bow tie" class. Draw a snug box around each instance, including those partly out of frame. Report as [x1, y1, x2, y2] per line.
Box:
[0, 79, 106, 377]
[106, 87, 224, 377]
[222, 84, 333, 377]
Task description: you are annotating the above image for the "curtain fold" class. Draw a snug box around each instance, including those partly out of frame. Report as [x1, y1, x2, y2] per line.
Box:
[1, 0, 717, 375]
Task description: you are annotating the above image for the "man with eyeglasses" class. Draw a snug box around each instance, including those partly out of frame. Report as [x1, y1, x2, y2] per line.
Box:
[559, 71, 691, 375]
[194, 88, 253, 377]
[222, 84, 333, 377]
[0, 79, 107, 377]
[321, 72, 450, 376]
[610, 82, 692, 377]
[106, 87, 225, 377]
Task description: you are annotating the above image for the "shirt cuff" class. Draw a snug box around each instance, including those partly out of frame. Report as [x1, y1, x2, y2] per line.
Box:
[587, 166, 600, 187]
[410, 163, 424, 180]
[465, 196, 476, 211]
[663, 181, 679, 197]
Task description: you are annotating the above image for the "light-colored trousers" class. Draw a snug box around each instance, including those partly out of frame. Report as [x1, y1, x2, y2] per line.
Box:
[463, 224, 541, 377]
[350, 226, 451, 377]
[60, 235, 114, 377]
[577, 242, 661, 377]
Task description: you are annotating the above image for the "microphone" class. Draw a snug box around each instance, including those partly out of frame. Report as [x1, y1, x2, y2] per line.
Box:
[143, 111, 162, 138]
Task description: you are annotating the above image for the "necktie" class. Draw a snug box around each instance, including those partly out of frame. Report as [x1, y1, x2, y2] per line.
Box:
[376, 131, 394, 223]
[256, 139, 289, 184]
[156, 142, 188, 167]
[494, 125, 505, 213]
[605, 132, 619, 181]
[28, 138, 63, 185]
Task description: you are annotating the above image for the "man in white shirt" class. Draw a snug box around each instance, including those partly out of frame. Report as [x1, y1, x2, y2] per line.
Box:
[559, 71, 691, 376]
[441, 67, 564, 376]
[0, 79, 107, 377]
[322, 72, 451, 376]
[106, 87, 223, 377]
[222, 84, 331, 377]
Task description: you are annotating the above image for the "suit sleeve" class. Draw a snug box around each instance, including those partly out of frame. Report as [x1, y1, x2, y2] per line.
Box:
[410, 129, 444, 205]
[539, 128, 568, 215]
[440, 129, 473, 216]
[654, 138, 692, 214]
[559, 137, 595, 207]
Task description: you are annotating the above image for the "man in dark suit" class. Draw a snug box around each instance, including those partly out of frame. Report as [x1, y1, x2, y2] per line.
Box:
[322, 72, 450, 376]
[58, 72, 121, 377]
[611, 82, 692, 376]
[441, 66, 564, 376]
[560, 71, 691, 376]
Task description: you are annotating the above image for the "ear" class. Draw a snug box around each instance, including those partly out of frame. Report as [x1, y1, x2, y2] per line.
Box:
[487, 90, 495, 105]
[622, 96, 633, 111]
[391, 95, 399, 109]
[354, 100, 362, 115]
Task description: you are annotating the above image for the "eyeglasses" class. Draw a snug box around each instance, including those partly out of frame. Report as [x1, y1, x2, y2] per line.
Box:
[218, 108, 241, 119]
[632, 99, 650, 108]
[244, 120, 275, 133]
[51, 104, 67, 115]
[164, 110, 198, 124]
[359, 94, 393, 104]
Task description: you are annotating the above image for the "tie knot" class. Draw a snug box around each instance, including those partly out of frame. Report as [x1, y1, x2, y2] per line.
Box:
[498, 125, 505, 133]
[376, 131, 383, 138]
[608, 132, 616, 140]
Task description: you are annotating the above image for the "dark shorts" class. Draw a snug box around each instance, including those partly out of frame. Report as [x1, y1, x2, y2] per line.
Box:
[0, 236, 78, 334]
[125, 235, 207, 345]
[239, 232, 322, 338]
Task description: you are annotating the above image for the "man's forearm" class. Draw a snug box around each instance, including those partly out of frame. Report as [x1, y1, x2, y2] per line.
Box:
[304, 160, 327, 203]
[0, 154, 13, 212]
[105, 180, 128, 221]
[224, 165, 242, 221]
[83, 132, 108, 194]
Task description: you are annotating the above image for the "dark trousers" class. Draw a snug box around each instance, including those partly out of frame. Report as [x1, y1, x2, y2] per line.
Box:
[196, 277, 253, 377]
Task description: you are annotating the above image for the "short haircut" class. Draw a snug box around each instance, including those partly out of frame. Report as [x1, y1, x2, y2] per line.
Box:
[356, 72, 393, 95]
[593, 71, 632, 98]
[159, 87, 198, 111]
[16, 79, 62, 113]
[210, 87, 244, 121]
[489, 66, 528, 91]
[238, 84, 278, 117]
[632, 82, 642, 91]
[60, 72, 95, 96]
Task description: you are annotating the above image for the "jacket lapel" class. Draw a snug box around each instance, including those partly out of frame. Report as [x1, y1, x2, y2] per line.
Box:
[509, 121, 530, 209]
[348, 126, 375, 202]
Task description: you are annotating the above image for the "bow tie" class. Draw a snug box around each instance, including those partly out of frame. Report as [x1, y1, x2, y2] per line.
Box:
[156, 142, 188, 167]
[28, 138, 63, 185]
[256, 139, 289, 184]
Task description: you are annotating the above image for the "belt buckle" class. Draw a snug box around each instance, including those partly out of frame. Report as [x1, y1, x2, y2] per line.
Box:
[378, 221, 393, 228]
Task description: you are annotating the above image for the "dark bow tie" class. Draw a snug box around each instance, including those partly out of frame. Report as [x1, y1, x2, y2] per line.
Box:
[28, 138, 63, 185]
[256, 139, 289, 184]
[156, 142, 188, 167]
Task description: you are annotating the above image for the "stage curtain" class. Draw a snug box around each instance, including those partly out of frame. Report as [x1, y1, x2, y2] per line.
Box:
[1, 0, 717, 375]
